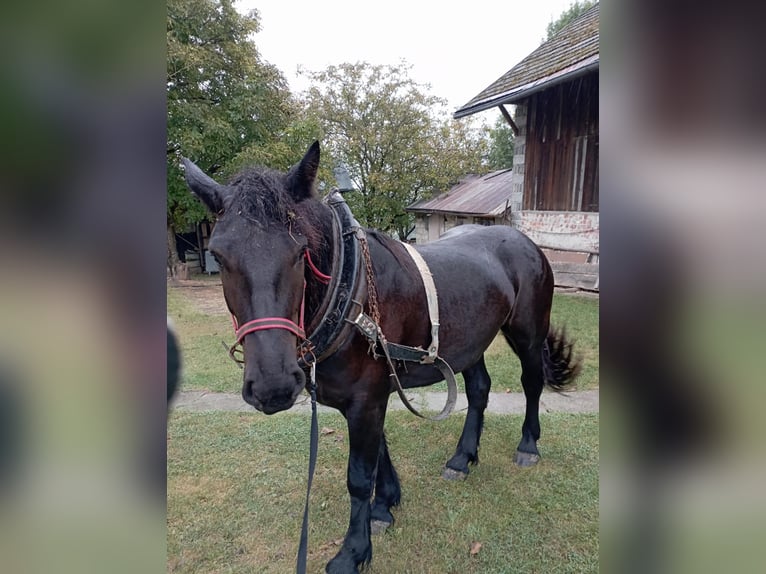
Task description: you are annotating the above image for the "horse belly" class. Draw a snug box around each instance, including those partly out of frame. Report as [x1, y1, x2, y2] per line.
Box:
[397, 280, 511, 389]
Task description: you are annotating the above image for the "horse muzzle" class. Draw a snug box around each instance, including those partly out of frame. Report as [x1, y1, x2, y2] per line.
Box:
[242, 367, 306, 414]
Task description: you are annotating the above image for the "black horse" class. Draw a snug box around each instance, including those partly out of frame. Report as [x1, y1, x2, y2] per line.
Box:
[182, 142, 580, 573]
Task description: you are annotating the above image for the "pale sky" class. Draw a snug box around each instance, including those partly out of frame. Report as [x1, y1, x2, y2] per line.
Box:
[235, 0, 577, 118]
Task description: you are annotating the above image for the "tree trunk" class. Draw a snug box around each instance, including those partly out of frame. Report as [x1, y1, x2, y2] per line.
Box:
[167, 222, 188, 279]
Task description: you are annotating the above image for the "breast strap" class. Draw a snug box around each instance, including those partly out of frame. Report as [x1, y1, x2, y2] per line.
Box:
[400, 242, 440, 363]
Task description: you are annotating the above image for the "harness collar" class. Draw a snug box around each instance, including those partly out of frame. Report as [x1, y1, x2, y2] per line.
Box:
[297, 191, 365, 367]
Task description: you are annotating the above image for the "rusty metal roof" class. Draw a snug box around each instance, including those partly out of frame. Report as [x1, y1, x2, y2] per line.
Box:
[454, 3, 599, 118]
[407, 169, 514, 216]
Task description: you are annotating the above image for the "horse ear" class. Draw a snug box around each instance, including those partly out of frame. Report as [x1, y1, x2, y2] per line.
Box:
[286, 141, 320, 201]
[181, 157, 231, 214]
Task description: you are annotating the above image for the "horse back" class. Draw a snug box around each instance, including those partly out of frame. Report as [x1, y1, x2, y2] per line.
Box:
[423, 224, 551, 288]
[379, 225, 552, 375]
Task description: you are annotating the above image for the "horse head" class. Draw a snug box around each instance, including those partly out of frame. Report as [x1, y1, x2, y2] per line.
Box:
[182, 142, 326, 414]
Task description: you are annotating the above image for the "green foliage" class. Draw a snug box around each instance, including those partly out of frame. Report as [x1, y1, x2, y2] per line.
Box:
[486, 114, 515, 170]
[166, 0, 297, 231]
[300, 62, 488, 239]
[545, 0, 596, 41]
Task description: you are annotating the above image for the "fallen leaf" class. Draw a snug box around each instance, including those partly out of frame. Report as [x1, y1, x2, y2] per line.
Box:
[470, 541, 482, 556]
[321, 427, 335, 435]
[317, 538, 345, 552]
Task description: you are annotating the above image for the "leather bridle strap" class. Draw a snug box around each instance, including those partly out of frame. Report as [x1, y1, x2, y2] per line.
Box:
[234, 317, 306, 341]
[304, 249, 331, 284]
[228, 305, 308, 365]
[226, 250, 331, 365]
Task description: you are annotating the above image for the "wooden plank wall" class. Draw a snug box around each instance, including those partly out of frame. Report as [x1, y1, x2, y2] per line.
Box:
[550, 261, 599, 291]
[524, 72, 599, 211]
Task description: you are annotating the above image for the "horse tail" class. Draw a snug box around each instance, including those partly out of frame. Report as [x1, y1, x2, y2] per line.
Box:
[541, 326, 582, 392]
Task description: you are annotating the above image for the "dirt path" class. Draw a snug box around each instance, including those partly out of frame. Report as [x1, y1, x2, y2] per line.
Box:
[171, 389, 599, 415]
[169, 278, 227, 315]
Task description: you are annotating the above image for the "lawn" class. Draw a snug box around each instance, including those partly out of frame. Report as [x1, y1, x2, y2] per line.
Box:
[168, 410, 598, 573]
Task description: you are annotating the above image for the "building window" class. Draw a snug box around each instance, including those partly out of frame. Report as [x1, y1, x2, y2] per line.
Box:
[474, 218, 492, 226]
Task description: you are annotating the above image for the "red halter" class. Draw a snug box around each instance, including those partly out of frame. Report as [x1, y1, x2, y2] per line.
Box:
[227, 250, 331, 366]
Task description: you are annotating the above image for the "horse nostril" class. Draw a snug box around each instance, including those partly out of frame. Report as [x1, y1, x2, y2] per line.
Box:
[243, 379, 256, 402]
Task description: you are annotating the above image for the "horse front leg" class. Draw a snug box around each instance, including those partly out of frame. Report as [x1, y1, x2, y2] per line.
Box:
[326, 395, 387, 574]
[370, 432, 401, 533]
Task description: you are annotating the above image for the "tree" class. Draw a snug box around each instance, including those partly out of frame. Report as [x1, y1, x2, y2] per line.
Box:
[301, 62, 487, 239]
[166, 0, 296, 274]
[486, 115, 515, 170]
[545, 0, 596, 40]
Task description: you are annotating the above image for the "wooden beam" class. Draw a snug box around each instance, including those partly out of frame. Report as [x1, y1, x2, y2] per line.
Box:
[498, 105, 519, 136]
[539, 244, 600, 255]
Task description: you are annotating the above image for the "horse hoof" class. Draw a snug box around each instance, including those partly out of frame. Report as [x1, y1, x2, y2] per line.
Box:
[326, 553, 360, 574]
[441, 467, 468, 481]
[513, 451, 540, 467]
[370, 519, 391, 535]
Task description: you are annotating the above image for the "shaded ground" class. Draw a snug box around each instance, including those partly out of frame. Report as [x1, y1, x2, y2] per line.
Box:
[168, 277, 226, 315]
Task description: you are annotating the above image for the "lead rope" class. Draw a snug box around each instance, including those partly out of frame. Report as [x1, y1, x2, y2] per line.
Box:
[296, 361, 318, 574]
[219, 251, 328, 573]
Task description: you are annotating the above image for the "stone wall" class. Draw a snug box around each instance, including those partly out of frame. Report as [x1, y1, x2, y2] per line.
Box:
[515, 211, 599, 253]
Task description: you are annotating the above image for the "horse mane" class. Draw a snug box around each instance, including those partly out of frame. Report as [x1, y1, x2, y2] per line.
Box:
[366, 229, 418, 275]
[226, 166, 331, 252]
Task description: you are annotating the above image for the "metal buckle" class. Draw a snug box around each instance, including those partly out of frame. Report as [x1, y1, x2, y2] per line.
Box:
[352, 311, 379, 342]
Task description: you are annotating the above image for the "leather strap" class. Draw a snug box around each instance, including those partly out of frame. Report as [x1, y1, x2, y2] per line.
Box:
[296, 364, 318, 574]
[400, 242, 440, 363]
[380, 334, 458, 421]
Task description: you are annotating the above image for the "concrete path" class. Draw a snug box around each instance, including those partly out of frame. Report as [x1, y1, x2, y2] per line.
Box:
[172, 389, 599, 415]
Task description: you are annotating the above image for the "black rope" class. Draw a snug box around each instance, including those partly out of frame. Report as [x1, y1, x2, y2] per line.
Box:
[296, 365, 318, 574]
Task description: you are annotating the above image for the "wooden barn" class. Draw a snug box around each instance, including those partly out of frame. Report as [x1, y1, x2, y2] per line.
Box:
[406, 169, 514, 244]
[454, 3, 599, 291]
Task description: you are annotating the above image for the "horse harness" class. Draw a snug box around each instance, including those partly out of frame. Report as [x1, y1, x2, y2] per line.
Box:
[226, 190, 458, 421]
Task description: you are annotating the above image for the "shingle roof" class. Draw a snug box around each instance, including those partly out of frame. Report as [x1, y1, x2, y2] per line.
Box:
[454, 3, 599, 118]
[407, 169, 514, 216]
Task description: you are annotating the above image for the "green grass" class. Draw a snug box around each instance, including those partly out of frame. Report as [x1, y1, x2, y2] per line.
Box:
[168, 282, 242, 393]
[168, 282, 598, 394]
[168, 410, 598, 573]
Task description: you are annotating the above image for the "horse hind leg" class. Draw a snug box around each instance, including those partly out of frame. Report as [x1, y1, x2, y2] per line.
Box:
[510, 337, 546, 467]
[502, 324, 581, 468]
[442, 356, 492, 480]
[370, 433, 401, 534]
